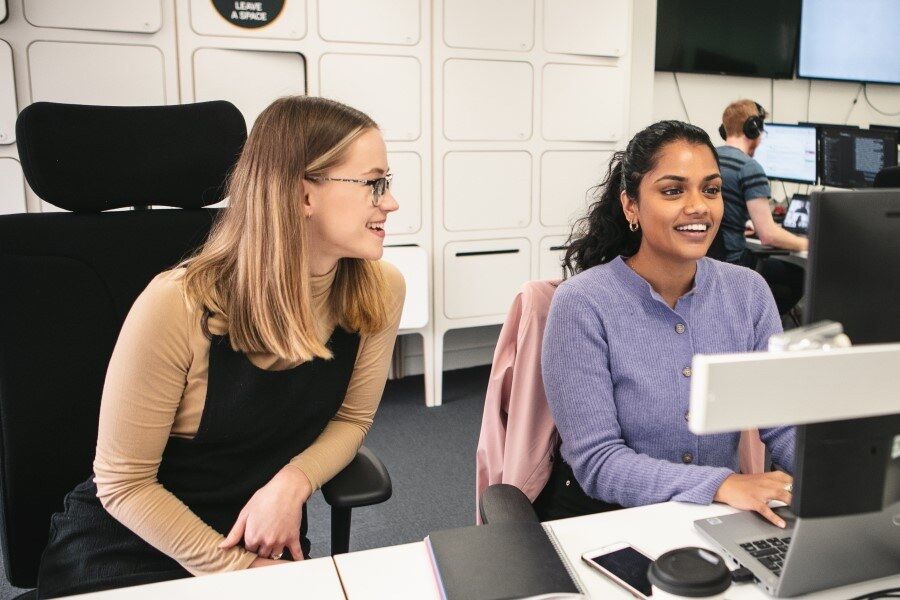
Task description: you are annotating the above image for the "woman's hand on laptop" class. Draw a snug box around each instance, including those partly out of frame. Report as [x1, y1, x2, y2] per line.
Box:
[714, 472, 793, 528]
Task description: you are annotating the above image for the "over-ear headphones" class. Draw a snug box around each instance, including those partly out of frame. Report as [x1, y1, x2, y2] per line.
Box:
[718, 102, 766, 140]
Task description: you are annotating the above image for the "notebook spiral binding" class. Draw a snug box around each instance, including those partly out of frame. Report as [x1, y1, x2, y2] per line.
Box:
[543, 522, 587, 596]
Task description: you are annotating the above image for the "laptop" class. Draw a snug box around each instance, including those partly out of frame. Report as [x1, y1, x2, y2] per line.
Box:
[694, 503, 900, 597]
[782, 194, 810, 235]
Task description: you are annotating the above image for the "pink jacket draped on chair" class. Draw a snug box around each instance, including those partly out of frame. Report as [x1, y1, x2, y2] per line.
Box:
[475, 280, 767, 523]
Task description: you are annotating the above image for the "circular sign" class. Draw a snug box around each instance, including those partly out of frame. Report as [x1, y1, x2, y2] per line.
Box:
[212, 0, 284, 29]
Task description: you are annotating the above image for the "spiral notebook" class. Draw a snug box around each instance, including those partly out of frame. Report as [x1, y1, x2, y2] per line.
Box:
[424, 521, 585, 600]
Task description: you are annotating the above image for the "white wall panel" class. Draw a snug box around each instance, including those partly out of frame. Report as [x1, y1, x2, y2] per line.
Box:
[542, 63, 624, 141]
[443, 0, 533, 51]
[193, 48, 305, 128]
[544, 0, 629, 57]
[443, 59, 532, 141]
[444, 238, 530, 319]
[444, 151, 531, 231]
[0, 158, 26, 214]
[0, 41, 15, 145]
[319, 0, 419, 45]
[385, 152, 421, 235]
[540, 150, 610, 226]
[24, 0, 162, 34]
[539, 235, 567, 280]
[189, 0, 306, 40]
[383, 245, 429, 329]
[28, 41, 166, 105]
[320, 54, 421, 141]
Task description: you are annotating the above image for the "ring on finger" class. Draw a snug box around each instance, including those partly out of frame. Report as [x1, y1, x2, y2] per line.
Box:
[784, 483, 793, 493]
[270, 550, 284, 560]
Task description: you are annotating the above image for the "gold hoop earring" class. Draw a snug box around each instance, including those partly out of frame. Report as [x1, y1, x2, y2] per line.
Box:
[629, 220, 639, 233]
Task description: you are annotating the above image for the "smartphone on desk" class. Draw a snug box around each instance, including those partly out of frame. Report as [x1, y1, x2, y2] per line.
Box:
[582, 542, 654, 599]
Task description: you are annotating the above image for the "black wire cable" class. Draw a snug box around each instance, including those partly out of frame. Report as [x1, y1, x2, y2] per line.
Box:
[673, 72, 691, 123]
[846, 587, 900, 600]
[844, 83, 863, 124]
[863, 83, 900, 117]
[806, 79, 812, 121]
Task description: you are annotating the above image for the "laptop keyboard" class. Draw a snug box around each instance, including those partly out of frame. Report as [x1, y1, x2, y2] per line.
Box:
[740, 537, 792, 577]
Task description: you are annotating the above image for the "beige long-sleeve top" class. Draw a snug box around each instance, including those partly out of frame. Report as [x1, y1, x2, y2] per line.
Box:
[92, 261, 405, 576]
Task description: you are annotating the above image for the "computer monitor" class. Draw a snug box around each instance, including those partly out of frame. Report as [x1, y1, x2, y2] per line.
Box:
[869, 124, 900, 138]
[796, 189, 900, 518]
[781, 194, 810, 234]
[798, 0, 900, 85]
[752, 123, 817, 184]
[818, 126, 899, 188]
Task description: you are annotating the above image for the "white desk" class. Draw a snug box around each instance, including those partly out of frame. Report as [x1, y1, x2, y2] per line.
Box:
[65, 557, 345, 599]
[330, 502, 900, 600]
[548, 502, 900, 599]
[745, 238, 808, 269]
[334, 542, 440, 600]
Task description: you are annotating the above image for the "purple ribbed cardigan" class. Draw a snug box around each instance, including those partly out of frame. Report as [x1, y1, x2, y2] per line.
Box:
[541, 256, 795, 507]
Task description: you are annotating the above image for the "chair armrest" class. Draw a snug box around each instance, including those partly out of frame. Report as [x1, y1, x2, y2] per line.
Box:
[479, 483, 540, 525]
[321, 446, 392, 509]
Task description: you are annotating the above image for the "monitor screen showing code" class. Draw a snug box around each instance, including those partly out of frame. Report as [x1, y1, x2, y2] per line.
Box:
[820, 128, 899, 188]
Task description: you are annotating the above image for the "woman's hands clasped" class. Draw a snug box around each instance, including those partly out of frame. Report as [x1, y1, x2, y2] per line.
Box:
[219, 465, 313, 565]
[714, 471, 793, 528]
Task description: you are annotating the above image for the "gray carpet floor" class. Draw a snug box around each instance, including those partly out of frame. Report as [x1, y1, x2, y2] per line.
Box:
[1, 366, 489, 599]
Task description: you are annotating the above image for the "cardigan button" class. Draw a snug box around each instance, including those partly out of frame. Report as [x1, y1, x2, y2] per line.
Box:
[675, 323, 686, 334]
[682, 366, 693, 377]
[682, 452, 694, 464]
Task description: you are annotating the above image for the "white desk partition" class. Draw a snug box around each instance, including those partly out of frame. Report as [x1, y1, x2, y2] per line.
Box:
[0, 158, 26, 215]
[442, 59, 532, 141]
[28, 41, 166, 106]
[543, 0, 630, 57]
[193, 48, 306, 129]
[23, 0, 162, 34]
[65, 557, 345, 599]
[542, 63, 625, 142]
[0, 40, 15, 145]
[334, 542, 440, 600]
[320, 54, 421, 142]
[382, 245, 429, 331]
[318, 0, 420, 45]
[385, 152, 422, 236]
[540, 150, 610, 227]
[443, 0, 534, 51]
[690, 344, 900, 434]
[443, 151, 531, 231]
[547, 502, 900, 599]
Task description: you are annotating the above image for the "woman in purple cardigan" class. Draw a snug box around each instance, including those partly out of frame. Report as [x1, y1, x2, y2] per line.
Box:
[540, 121, 794, 527]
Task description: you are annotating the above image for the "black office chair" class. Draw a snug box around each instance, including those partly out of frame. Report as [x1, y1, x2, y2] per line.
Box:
[0, 101, 390, 597]
[874, 165, 900, 188]
[479, 484, 540, 525]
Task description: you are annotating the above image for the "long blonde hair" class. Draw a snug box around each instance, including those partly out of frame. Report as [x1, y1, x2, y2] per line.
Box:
[181, 96, 388, 362]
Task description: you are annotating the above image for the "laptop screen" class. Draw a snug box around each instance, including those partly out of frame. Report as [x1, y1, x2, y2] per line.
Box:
[783, 194, 810, 234]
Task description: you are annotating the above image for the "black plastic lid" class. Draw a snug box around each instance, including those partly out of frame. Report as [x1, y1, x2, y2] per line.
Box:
[647, 547, 731, 597]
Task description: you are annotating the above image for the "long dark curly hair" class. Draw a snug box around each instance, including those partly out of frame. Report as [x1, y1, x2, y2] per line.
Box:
[563, 120, 719, 276]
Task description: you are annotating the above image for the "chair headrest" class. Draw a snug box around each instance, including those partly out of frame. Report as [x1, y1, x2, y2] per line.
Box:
[15, 101, 247, 212]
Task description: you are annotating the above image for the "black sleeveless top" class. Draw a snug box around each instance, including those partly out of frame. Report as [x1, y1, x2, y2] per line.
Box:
[37, 327, 360, 599]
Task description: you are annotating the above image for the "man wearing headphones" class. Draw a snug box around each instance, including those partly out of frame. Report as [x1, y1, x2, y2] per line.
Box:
[716, 100, 806, 315]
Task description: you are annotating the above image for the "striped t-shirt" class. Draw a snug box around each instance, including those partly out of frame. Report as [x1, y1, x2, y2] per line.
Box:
[716, 145, 771, 263]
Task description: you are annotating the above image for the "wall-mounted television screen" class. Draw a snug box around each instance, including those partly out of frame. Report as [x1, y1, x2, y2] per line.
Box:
[798, 0, 900, 85]
[655, 0, 801, 79]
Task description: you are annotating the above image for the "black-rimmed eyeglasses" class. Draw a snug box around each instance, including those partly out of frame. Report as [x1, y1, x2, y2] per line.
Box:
[305, 173, 393, 206]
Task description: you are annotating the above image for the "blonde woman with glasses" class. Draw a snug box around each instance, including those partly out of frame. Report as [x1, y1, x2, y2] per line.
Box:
[37, 96, 404, 598]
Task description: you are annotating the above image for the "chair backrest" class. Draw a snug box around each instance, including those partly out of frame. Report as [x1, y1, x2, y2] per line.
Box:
[874, 165, 900, 188]
[0, 101, 245, 588]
